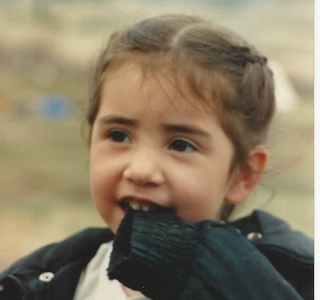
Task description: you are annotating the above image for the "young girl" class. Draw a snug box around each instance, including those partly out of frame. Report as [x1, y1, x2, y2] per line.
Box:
[0, 14, 313, 300]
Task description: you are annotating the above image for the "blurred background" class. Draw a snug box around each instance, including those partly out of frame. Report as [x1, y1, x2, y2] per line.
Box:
[0, 0, 313, 270]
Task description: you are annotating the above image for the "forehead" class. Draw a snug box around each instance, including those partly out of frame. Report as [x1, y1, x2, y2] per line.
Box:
[100, 59, 217, 116]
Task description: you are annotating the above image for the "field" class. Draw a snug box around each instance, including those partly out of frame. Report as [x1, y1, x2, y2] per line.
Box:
[0, 0, 313, 270]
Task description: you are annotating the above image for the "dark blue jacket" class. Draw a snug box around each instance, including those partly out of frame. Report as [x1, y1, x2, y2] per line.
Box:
[0, 210, 313, 300]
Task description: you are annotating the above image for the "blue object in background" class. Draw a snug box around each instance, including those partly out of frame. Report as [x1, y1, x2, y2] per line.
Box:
[39, 93, 74, 119]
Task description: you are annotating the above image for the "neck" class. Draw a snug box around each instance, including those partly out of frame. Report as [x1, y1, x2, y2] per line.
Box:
[122, 284, 144, 298]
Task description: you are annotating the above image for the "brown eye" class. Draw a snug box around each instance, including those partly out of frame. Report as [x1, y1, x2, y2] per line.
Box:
[108, 130, 131, 143]
[170, 139, 196, 152]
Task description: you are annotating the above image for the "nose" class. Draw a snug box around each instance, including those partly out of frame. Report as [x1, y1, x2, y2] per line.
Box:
[123, 148, 164, 186]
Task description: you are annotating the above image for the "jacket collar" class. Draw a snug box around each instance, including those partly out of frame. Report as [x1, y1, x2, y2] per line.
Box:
[231, 210, 313, 266]
[0, 228, 114, 283]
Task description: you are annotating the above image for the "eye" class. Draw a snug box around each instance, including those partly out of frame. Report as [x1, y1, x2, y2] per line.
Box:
[170, 139, 196, 152]
[107, 130, 131, 143]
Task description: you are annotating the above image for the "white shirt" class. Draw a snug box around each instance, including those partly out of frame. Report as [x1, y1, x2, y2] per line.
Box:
[73, 241, 150, 300]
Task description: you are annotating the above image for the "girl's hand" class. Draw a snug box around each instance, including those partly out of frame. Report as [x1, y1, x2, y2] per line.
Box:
[108, 207, 305, 300]
[108, 207, 201, 300]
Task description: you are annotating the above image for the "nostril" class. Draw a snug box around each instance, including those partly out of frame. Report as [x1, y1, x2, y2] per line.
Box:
[122, 153, 164, 186]
[123, 168, 150, 185]
[123, 166, 164, 186]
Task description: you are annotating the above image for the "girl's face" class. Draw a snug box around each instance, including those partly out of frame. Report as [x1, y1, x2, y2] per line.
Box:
[90, 62, 240, 233]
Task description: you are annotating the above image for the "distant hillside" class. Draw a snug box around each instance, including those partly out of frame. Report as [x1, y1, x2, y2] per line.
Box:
[0, 0, 313, 99]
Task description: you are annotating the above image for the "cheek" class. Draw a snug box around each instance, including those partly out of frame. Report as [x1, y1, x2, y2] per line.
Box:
[90, 163, 114, 196]
[171, 179, 207, 219]
[171, 168, 231, 222]
[89, 155, 101, 192]
[90, 154, 111, 202]
[89, 145, 111, 186]
[89, 164, 124, 231]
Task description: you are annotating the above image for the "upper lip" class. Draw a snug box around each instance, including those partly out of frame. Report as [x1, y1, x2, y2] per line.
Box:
[118, 195, 174, 214]
[118, 196, 157, 212]
[119, 195, 156, 206]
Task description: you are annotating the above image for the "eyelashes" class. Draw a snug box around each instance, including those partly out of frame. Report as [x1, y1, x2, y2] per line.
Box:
[107, 130, 131, 143]
[106, 130, 197, 153]
[169, 139, 196, 152]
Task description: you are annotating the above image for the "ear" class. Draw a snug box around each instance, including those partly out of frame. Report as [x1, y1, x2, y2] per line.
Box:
[224, 145, 268, 205]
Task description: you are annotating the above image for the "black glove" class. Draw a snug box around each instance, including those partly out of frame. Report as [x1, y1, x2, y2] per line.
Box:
[108, 207, 200, 300]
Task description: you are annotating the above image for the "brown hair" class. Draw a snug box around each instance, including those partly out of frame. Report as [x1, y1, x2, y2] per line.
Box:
[87, 14, 276, 218]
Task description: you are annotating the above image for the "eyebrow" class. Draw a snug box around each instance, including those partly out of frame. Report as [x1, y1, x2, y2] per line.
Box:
[164, 124, 210, 138]
[97, 115, 137, 126]
[97, 115, 210, 138]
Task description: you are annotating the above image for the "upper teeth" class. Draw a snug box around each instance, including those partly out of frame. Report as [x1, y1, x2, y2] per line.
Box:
[129, 201, 154, 212]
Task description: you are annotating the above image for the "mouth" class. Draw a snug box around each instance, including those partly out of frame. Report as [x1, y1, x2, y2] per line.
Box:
[119, 199, 156, 212]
